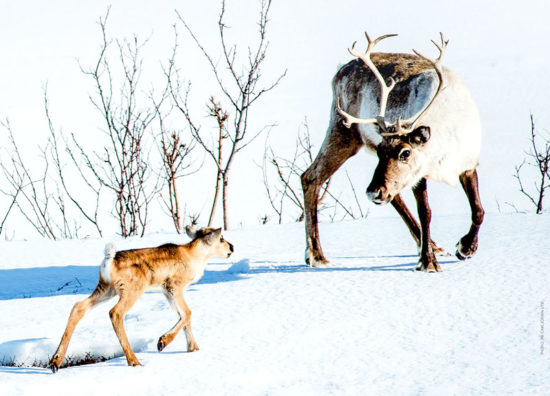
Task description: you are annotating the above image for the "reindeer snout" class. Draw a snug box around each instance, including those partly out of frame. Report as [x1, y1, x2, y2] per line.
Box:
[366, 185, 390, 205]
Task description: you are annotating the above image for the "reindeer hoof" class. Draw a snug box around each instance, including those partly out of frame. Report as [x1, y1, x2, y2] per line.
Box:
[455, 248, 470, 261]
[415, 265, 439, 273]
[455, 239, 477, 260]
[309, 259, 330, 268]
[415, 256, 442, 272]
[50, 363, 59, 374]
[305, 250, 330, 267]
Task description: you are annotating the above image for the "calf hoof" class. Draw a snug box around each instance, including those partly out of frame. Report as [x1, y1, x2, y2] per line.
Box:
[187, 343, 200, 353]
[49, 355, 61, 373]
[157, 336, 167, 352]
[128, 359, 142, 367]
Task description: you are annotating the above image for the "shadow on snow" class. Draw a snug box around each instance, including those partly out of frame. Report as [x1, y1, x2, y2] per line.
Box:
[0, 255, 458, 300]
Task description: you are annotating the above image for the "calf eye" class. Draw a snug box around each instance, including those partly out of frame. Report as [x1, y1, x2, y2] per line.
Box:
[399, 149, 411, 162]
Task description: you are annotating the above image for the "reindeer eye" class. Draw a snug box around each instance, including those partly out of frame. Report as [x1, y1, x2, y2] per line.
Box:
[399, 149, 411, 162]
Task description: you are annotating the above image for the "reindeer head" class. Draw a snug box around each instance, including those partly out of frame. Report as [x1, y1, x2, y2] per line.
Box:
[336, 31, 447, 205]
[367, 126, 431, 204]
[185, 226, 234, 258]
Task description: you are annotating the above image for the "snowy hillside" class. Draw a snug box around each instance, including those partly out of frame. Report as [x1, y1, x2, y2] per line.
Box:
[0, 213, 548, 395]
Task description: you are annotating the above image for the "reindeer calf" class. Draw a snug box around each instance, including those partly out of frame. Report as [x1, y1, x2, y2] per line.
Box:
[49, 226, 234, 372]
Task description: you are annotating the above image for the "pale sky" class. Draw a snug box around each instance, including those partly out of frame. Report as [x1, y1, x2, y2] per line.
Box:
[1, 0, 549, 236]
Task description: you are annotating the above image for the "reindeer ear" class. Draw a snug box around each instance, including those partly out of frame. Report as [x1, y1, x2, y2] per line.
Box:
[409, 126, 431, 146]
[185, 225, 197, 239]
[204, 228, 222, 244]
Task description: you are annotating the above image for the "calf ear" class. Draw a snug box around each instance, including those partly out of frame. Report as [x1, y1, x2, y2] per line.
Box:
[185, 225, 197, 239]
[409, 126, 431, 146]
[204, 228, 222, 244]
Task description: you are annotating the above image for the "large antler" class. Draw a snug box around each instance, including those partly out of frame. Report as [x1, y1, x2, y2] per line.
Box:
[337, 32, 398, 132]
[338, 32, 449, 138]
[382, 32, 448, 137]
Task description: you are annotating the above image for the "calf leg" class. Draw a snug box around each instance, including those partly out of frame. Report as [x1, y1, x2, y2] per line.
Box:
[158, 287, 198, 353]
[301, 123, 363, 266]
[412, 178, 441, 272]
[456, 168, 484, 260]
[49, 282, 112, 372]
[109, 289, 144, 367]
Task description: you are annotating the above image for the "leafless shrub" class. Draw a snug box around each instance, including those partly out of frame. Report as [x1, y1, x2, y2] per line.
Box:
[0, 118, 83, 239]
[513, 114, 550, 214]
[72, 10, 162, 237]
[152, 91, 197, 234]
[262, 119, 368, 223]
[169, 0, 286, 230]
[44, 90, 104, 237]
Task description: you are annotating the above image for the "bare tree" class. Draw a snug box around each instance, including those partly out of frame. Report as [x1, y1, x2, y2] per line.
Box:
[170, 0, 286, 230]
[0, 137, 22, 237]
[0, 119, 80, 239]
[74, 10, 161, 237]
[153, 97, 196, 233]
[204, 97, 229, 227]
[513, 114, 550, 214]
[44, 89, 104, 237]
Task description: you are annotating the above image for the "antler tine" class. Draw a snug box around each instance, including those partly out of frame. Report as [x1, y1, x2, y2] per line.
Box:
[414, 32, 448, 65]
[404, 32, 449, 132]
[366, 32, 399, 48]
[337, 97, 378, 129]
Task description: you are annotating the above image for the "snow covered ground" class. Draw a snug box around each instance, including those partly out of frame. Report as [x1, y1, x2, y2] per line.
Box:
[0, 213, 548, 395]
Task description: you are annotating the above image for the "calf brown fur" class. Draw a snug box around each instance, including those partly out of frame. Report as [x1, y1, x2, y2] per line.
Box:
[49, 226, 234, 372]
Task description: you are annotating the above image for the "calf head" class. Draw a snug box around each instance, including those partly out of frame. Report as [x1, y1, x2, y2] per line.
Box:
[367, 126, 431, 204]
[186, 226, 234, 258]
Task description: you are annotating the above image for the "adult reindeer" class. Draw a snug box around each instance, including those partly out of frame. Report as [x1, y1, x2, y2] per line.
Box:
[301, 32, 483, 271]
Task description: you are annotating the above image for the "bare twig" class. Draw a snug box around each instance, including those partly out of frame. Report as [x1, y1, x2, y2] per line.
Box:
[172, 0, 286, 229]
[513, 114, 550, 214]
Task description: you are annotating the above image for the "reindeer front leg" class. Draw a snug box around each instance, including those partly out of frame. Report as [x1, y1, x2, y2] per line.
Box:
[412, 178, 441, 272]
[301, 122, 362, 266]
[391, 194, 447, 256]
[456, 168, 484, 259]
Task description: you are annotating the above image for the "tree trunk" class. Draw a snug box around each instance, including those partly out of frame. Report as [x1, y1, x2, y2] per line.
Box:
[208, 170, 222, 227]
[222, 174, 229, 230]
[171, 174, 182, 233]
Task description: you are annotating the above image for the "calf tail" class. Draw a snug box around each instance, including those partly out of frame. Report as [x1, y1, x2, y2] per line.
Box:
[100, 243, 117, 283]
